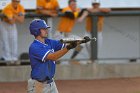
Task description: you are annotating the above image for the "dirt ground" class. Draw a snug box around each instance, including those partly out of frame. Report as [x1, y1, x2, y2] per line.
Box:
[0, 77, 140, 93]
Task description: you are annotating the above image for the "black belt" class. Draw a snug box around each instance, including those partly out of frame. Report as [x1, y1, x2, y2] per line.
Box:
[34, 78, 53, 84]
[46, 79, 53, 84]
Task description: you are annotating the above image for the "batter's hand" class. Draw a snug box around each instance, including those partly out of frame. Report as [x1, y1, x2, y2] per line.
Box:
[66, 41, 78, 50]
[81, 36, 90, 43]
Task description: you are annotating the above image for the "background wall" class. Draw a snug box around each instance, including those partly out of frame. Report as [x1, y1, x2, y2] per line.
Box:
[0, 16, 139, 59]
[0, 0, 140, 10]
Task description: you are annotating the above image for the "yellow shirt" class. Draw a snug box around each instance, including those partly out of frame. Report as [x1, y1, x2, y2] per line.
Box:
[86, 16, 104, 32]
[37, 0, 59, 10]
[57, 7, 80, 33]
[2, 3, 25, 19]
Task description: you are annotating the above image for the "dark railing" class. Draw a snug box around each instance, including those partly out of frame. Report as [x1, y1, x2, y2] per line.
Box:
[0, 10, 139, 17]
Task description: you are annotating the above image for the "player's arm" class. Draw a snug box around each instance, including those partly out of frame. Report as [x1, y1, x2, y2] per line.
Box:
[37, 9, 51, 15]
[38, 9, 58, 17]
[2, 10, 15, 24]
[37, 0, 50, 15]
[77, 8, 89, 22]
[13, 13, 25, 23]
[2, 14, 15, 24]
[45, 37, 90, 61]
[37, 0, 59, 17]
[85, 8, 111, 14]
[14, 6, 25, 23]
[45, 42, 79, 61]
[99, 8, 111, 13]
[37, 6, 59, 17]
[46, 47, 69, 61]
[3, 17, 15, 24]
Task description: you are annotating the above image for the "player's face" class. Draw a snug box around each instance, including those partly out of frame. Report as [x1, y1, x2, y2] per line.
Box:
[69, 1, 77, 11]
[12, 0, 20, 9]
[40, 28, 48, 38]
[92, 3, 100, 8]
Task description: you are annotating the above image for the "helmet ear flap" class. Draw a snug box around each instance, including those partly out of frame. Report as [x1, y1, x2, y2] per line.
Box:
[30, 28, 41, 36]
[34, 28, 41, 36]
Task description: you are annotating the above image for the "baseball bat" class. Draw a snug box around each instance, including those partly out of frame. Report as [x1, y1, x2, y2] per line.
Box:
[60, 37, 97, 43]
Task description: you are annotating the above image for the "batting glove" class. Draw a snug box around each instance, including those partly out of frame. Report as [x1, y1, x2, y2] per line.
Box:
[66, 42, 78, 50]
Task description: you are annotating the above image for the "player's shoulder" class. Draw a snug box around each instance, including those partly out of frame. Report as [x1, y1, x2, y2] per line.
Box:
[37, 0, 45, 4]
[63, 6, 71, 12]
[52, 0, 58, 3]
[3, 3, 12, 10]
[18, 4, 25, 9]
[29, 40, 42, 49]
[29, 41, 37, 49]
[45, 38, 59, 43]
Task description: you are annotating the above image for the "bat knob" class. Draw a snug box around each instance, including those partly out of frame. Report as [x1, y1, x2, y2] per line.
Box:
[60, 39, 63, 43]
[93, 37, 97, 41]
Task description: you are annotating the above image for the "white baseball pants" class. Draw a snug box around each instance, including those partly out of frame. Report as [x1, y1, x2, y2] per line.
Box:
[0, 20, 18, 61]
[27, 79, 59, 93]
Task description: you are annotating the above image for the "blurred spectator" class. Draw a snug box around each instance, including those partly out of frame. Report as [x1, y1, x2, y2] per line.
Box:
[0, 0, 25, 64]
[54, 0, 83, 65]
[78, 0, 111, 58]
[36, 0, 60, 38]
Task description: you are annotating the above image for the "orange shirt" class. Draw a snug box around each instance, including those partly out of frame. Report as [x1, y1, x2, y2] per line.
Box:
[2, 3, 25, 20]
[86, 16, 104, 32]
[57, 7, 80, 33]
[37, 0, 59, 10]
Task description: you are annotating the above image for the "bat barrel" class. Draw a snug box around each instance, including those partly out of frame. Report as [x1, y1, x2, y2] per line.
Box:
[60, 39, 85, 43]
[60, 37, 97, 43]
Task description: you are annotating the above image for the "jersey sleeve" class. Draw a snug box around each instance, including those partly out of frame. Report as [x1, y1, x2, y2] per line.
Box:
[50, 39, 65, 52]
[30, 45, 53, 62]
[2, 8, 13, 19]
[19, 5, 25, 16]
[62, 7, 68, 13]
[54, 0, 59, 9]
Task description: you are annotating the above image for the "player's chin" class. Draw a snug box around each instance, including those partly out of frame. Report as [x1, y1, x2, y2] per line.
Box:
[44, 35, 48, 38]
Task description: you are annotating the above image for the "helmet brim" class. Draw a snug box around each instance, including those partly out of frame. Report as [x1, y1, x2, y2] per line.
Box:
[47, 26, 51, 28]
[44, 25, 51, 29]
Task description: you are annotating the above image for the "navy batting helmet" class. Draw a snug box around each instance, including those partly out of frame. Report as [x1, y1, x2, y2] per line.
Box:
[29, 19, 50, 36]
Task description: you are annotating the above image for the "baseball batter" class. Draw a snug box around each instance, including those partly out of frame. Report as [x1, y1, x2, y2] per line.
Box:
[0, 0, 25, 62]
[27, 19, 90, 93]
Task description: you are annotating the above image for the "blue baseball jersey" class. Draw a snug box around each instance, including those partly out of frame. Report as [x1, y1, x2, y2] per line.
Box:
[29, 38, 65, 82]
